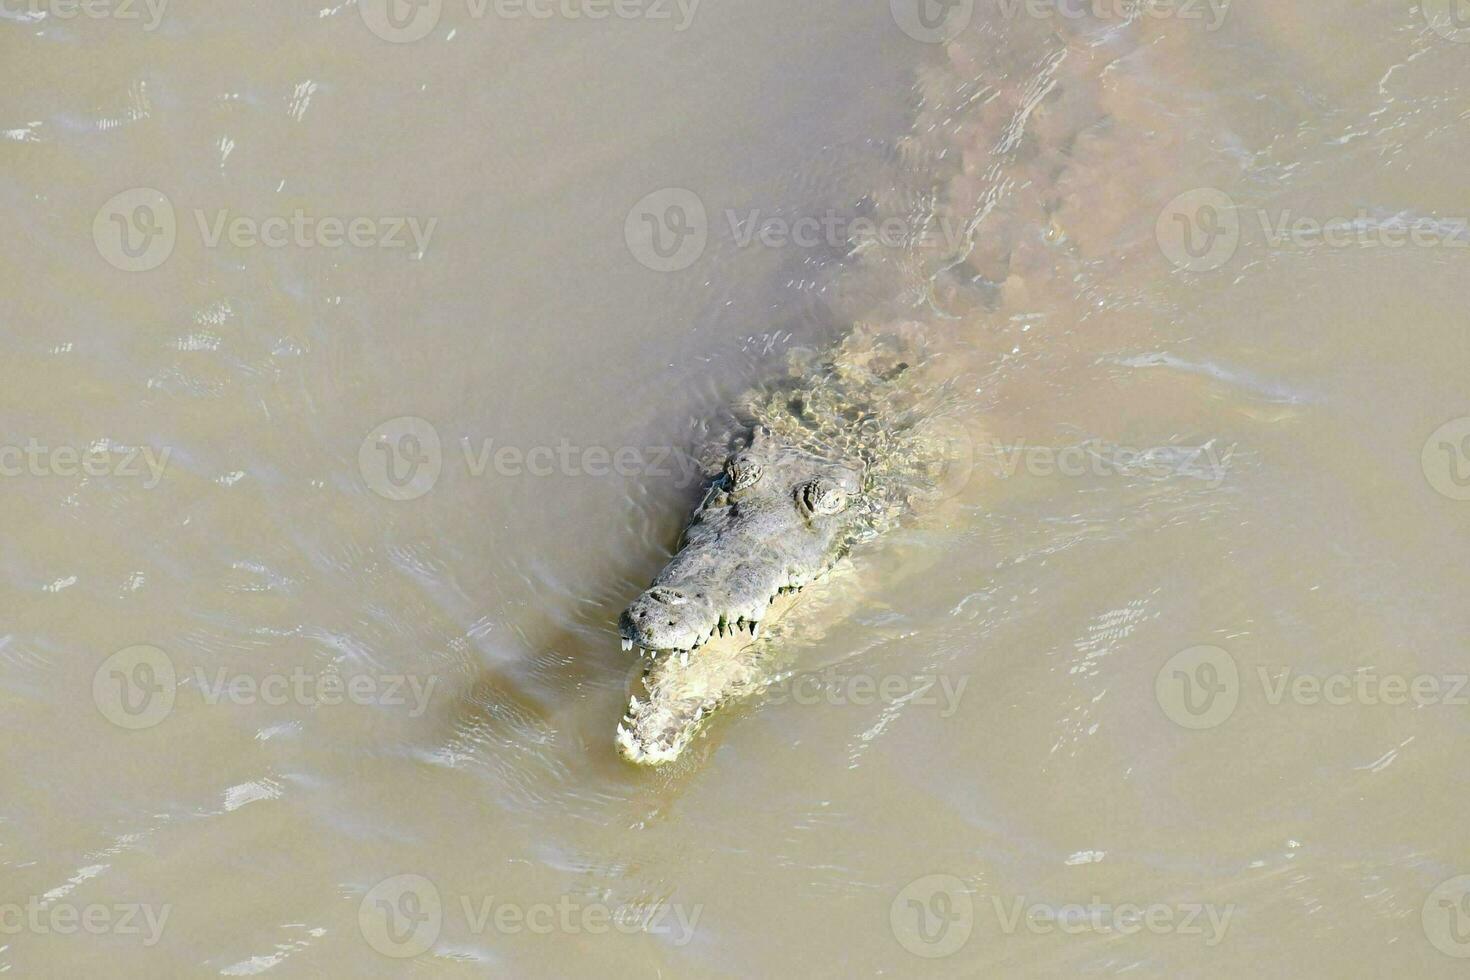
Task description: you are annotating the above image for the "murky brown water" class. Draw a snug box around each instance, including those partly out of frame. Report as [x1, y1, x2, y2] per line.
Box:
[5, 0, 1470, 975]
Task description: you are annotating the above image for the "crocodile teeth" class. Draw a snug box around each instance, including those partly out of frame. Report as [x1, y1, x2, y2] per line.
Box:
[679, 651, 689, 666]
[621, 638, 633, 652]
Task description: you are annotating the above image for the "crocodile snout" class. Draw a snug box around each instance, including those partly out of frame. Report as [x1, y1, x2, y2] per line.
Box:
[619, 586, 717, 653]
[619, 566, 783, 653]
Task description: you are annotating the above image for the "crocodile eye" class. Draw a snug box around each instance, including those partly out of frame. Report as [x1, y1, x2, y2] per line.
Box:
[799, 478, 848, 516]
[724, 454, 763, 492]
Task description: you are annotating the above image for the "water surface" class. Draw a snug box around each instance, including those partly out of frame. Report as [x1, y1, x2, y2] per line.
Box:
[3, 0, 1470, 975]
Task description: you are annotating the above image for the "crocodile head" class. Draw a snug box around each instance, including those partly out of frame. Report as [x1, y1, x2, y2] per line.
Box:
[613, 326, 963, 764]
[618, 426, 865, 656]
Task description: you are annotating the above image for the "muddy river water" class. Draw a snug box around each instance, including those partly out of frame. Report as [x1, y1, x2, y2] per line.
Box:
[4, 0, 1470, 975]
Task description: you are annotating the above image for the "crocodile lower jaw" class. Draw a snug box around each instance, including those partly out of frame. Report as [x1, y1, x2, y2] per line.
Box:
[614, 588, 806, 765]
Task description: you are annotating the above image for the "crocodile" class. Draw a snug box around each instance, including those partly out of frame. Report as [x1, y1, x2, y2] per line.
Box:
[615, 324, 974, 764]
[613, 9, 1242, 764]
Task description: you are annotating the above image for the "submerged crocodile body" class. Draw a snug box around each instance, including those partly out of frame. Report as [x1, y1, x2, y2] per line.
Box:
[613, 10, 1238, 763]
